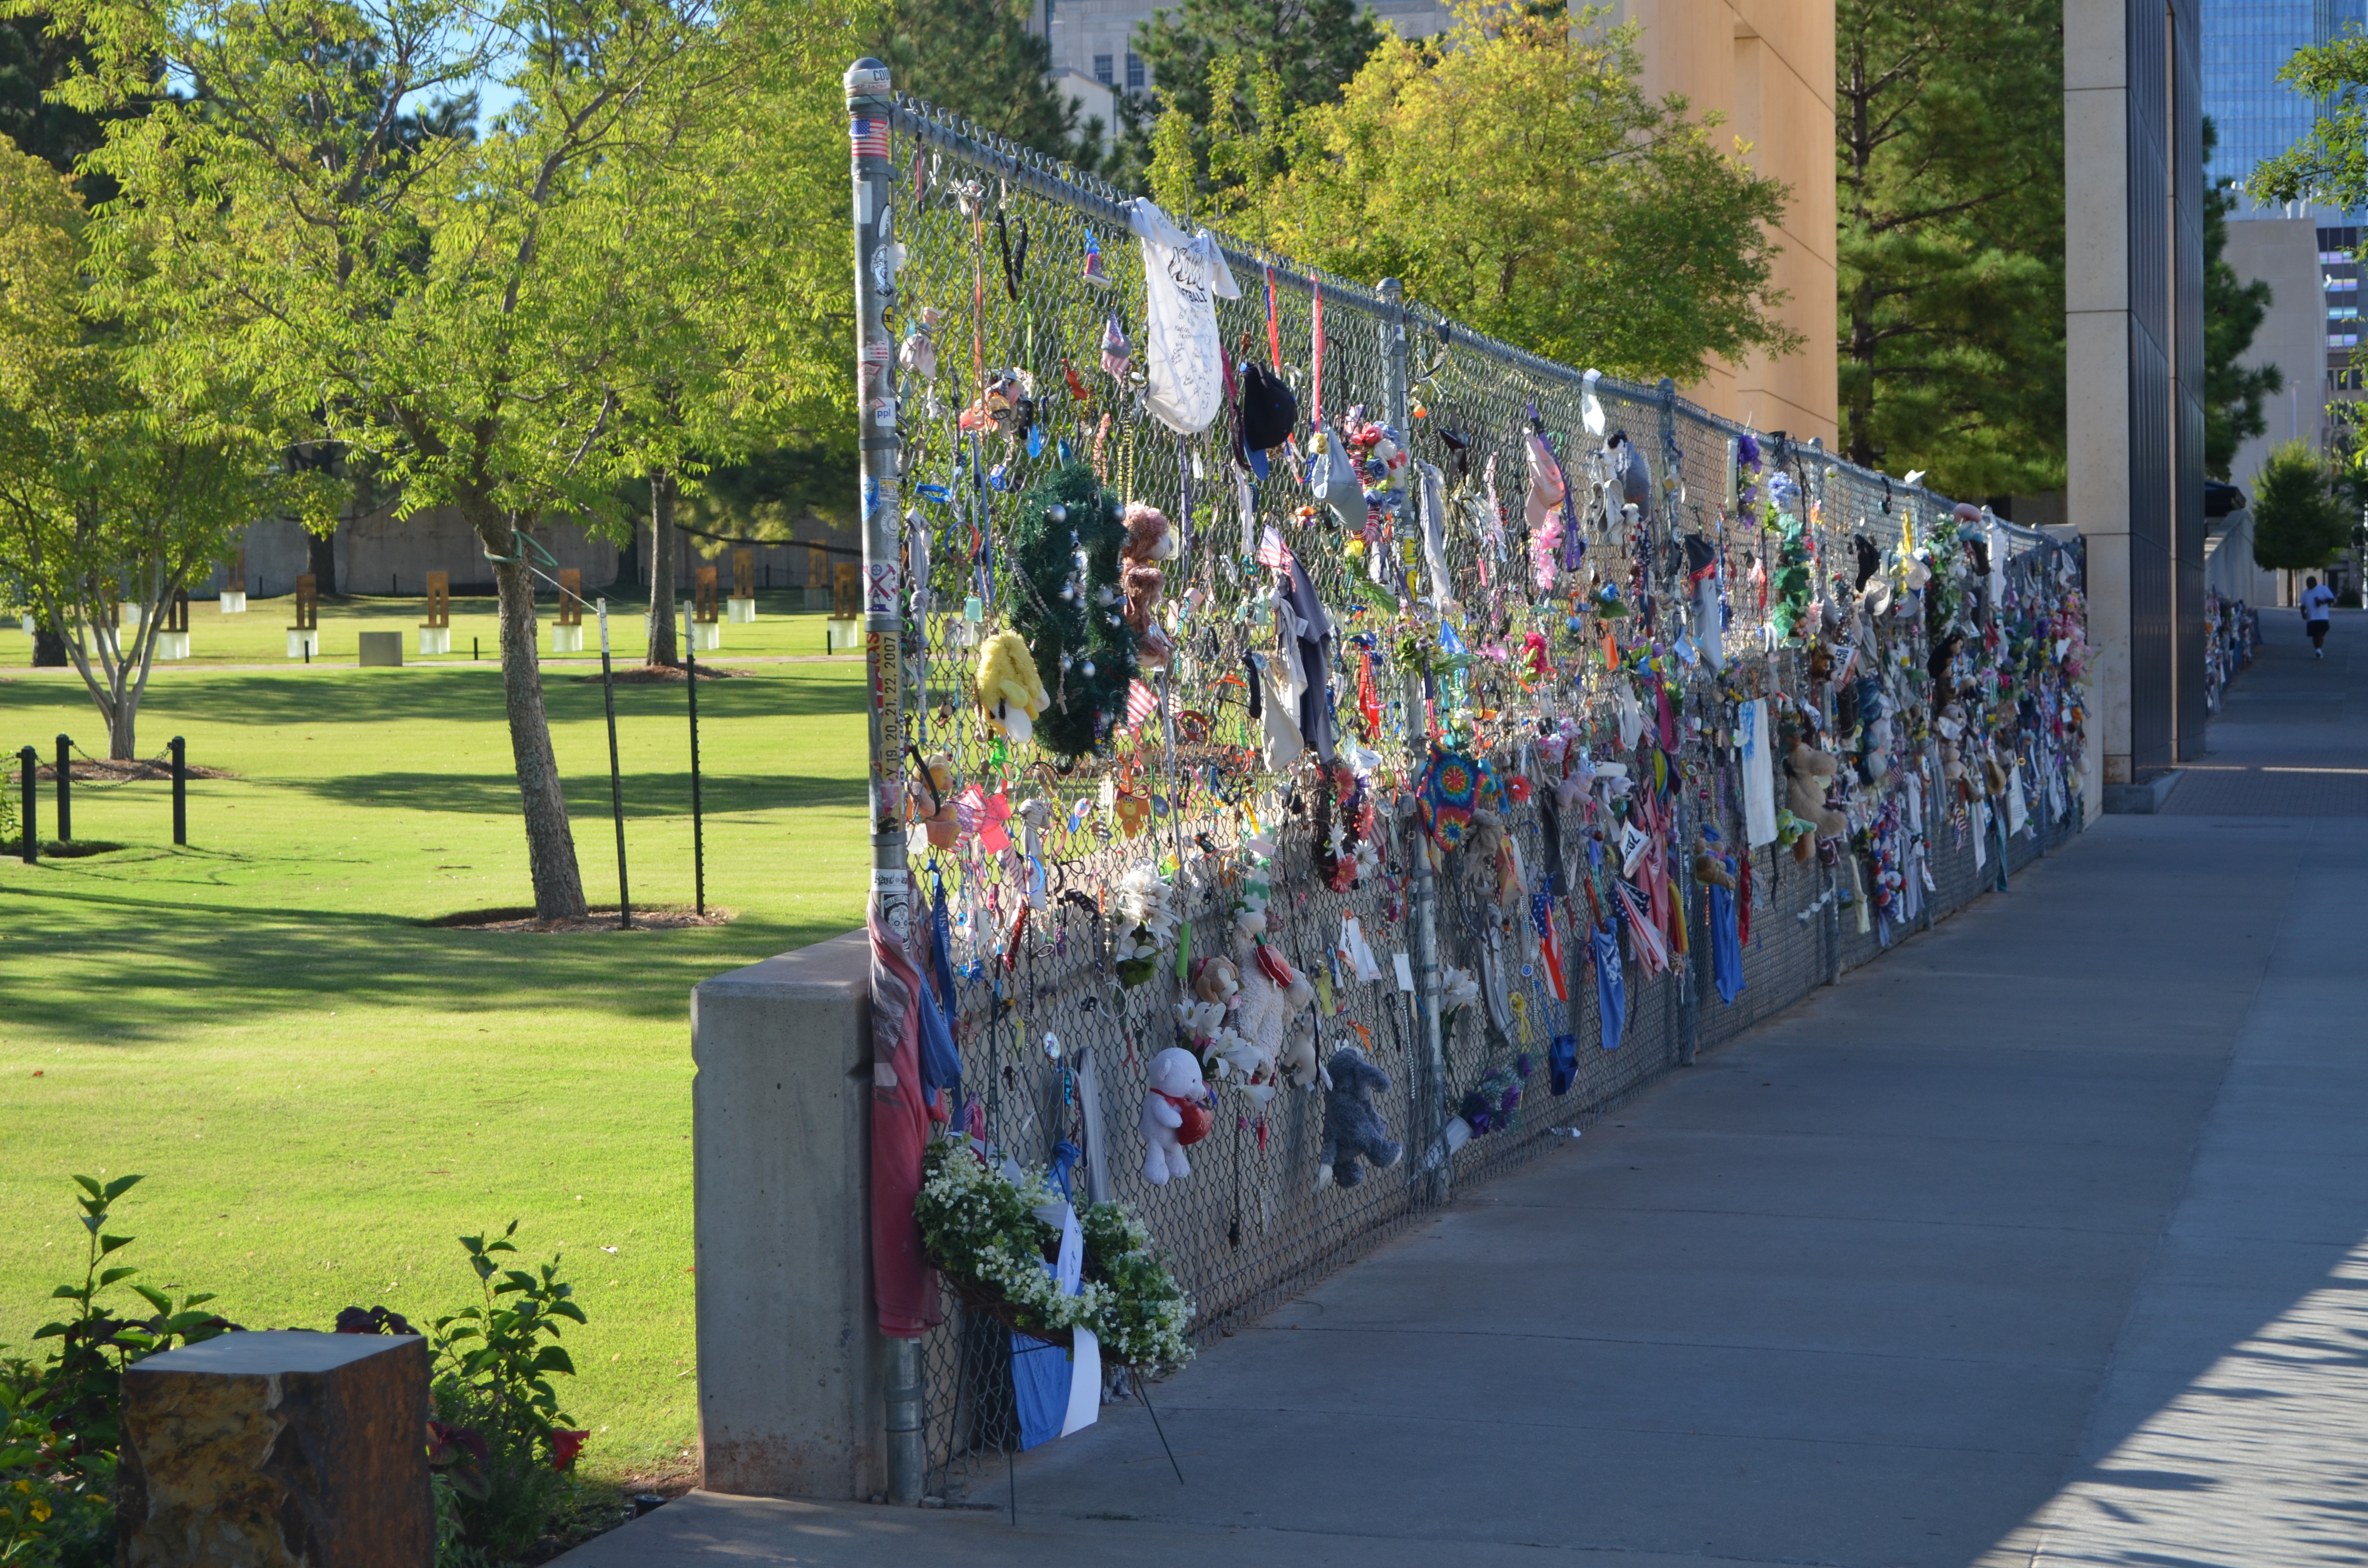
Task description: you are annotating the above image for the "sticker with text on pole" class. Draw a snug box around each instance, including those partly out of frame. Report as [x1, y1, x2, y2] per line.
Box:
[1393, 952, 1416, 993]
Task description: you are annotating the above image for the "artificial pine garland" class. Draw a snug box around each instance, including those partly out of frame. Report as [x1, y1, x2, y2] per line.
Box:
[1008, 464, 1137, 758]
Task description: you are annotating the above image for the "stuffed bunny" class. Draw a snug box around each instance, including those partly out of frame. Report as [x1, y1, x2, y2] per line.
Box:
[1319, 1046, 1402, 1189]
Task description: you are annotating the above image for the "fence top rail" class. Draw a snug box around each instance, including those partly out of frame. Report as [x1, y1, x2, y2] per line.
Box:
[879, 80, 2035, 543]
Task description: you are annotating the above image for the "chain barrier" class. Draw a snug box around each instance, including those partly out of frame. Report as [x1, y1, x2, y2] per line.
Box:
[852, 74, 2092, 1498]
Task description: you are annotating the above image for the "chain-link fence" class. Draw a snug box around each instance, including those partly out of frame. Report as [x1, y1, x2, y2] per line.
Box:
[853, 79, 2091, 1500]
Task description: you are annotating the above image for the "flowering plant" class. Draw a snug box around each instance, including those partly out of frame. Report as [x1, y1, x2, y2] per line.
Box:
[915, 1138, 1194, 1370]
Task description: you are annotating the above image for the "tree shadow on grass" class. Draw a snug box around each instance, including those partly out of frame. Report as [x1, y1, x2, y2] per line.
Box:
[1, 665, 865, 731]
[266, 770, 863, 816]
[0, 882, 853, 1045]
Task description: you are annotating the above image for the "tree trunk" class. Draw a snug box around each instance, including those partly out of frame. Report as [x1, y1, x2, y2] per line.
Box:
[461, 496, 588, 919]
[645, 471, 679, 667]
[32, 625, 66, 667]
[108, 700, 136, 760]
[308, 525, 340, 598]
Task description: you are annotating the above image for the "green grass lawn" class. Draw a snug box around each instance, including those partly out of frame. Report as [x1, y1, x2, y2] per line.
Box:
[26, 584, 858, 667]
[0, 647, 870, 1482]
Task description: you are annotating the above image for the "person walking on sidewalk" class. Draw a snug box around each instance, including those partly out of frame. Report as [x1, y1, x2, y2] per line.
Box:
[2301, 576, 2336, 659]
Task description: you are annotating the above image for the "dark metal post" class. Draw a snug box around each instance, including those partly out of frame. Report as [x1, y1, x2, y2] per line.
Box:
[54, 734, 69, 842]
[682, 606, 705, 916]
[170, 736, 186, 846]
[17, 746, 35, 862]
[597, 600, 631, 929]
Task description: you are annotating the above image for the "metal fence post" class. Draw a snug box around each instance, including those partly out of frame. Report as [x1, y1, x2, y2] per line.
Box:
[681, 606, 706, 917]
[848, 55, 923, 1508]
[169, 736, 186, 846]
[54, 734, 69, 843]
[1380, 276, 1448, 1199]
[18, 747, 35, 862]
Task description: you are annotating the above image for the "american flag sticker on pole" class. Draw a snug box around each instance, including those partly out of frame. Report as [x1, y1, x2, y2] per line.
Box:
[850, 116, 889, 159]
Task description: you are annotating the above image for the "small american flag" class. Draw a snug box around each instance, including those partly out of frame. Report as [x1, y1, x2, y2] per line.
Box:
[1125, 679, 1161, 727]
[850, 116, 889, 159]
[1256, 527, 1294, 575]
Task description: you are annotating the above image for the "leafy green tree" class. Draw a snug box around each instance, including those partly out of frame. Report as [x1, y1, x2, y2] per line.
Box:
[27, 0, 855, 914]
[0, 11, 101, 181]
[2251, 440, 2352, 571]
[1121, 0, 1379, 190]
[1836, 0, 2063, 496]
[0, 133, 317, 756]
[878, 0, 1102, 168]
[2203, 119, 2280, 480]
[2253, 33, 2368, 209]
[1186, 1, 1797, 384]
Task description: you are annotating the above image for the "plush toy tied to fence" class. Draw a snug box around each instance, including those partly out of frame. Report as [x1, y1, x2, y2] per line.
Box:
[1318, 1045, 1402, 1189]
[1141, 1046, 1212, 1186]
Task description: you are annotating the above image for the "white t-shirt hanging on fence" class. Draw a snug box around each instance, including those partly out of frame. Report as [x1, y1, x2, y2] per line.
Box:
[1128, 198, 1240, 436]
[1739, 698, 1778, 847]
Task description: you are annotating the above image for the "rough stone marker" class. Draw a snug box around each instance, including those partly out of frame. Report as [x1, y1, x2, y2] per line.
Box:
[117, 1329, 432, 1568]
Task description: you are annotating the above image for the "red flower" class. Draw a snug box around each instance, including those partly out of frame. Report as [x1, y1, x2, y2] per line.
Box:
[550, 1430, 589, 1471]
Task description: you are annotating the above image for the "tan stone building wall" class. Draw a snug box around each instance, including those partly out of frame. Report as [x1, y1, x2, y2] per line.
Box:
[1615, 0, 1839, 444]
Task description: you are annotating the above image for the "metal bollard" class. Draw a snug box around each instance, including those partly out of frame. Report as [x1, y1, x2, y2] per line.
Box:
[54, 734, 69, 842]
[17, 746, 34, 863]
[170, 736, 186, 846]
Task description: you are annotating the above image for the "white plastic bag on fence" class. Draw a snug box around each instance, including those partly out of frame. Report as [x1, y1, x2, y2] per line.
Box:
[1128, 197, 1240, 435]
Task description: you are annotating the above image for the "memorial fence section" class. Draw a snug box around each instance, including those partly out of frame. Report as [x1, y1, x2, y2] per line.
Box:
[855, 83, 2092, 1497]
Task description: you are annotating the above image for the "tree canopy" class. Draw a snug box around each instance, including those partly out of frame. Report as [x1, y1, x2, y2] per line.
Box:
[879, 0, 1102, 168]
[0, 132, 321, 756]
[2250, 440, 2352, 572]
[1118, 0, 1378, 186]
[1164, 0, 1798, 385]
[2202, 119, 2280, 483]
[1835, 0, 2063, 497]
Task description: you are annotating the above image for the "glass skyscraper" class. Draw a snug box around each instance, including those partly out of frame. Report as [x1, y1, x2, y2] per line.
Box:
[2201, 0, 2365, 200]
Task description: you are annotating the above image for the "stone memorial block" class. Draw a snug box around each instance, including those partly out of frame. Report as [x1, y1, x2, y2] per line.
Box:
[551, 568, 584, 652]
[728, 549, 757, 622]
[117, 1330, 432, 1568]
[358, 632, 402, 667]
[154, 591, 191, 661]
[419, 572, 450, 654]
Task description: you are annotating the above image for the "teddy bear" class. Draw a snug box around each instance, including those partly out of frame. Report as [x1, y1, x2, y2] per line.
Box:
[1318, 1045, 1402, 1189]
[1784, 737, 1847, 856]
[1175, 953, 1239, 1045]
[1233, 936, 1315, 1097]
[1140, 1046, 1211, 1186]
[974, 630, 1048, 745]
[1118, 502, 1177, 670]
[904, 752, 959, 849]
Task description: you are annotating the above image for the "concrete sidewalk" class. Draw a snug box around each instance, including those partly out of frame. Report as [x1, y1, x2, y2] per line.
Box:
[564, 611, 2368, 1568]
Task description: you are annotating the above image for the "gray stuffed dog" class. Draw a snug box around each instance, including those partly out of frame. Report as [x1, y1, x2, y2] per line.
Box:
[1319, 1045, 1403, 1188]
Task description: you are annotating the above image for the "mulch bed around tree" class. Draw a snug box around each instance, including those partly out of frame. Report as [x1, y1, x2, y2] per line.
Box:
[424, 905, 734, 932]
[33, 759, 238, 782]
[568, 664, 749, 685]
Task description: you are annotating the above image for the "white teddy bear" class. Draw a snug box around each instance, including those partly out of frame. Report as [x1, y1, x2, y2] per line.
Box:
[1140, 1046, 1211, 1185]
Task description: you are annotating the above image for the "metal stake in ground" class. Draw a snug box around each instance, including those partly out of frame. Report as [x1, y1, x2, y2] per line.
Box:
[54, 734, 69, 842]
[596, 599, 632, 930]
[17, 746, 35, 862]
[680, 606, 706, 916]
[170, 736, 186, 847]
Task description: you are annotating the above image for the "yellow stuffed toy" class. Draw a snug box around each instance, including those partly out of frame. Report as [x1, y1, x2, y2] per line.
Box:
[975, 629, 1049, 746]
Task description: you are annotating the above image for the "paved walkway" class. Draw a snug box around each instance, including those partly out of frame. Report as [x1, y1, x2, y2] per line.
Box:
[567, 609, 2368, 1568]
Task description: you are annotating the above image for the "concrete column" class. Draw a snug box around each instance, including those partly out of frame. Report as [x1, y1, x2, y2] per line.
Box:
[2066, 0, 2198, 805]
[692, 929, 885, 1501]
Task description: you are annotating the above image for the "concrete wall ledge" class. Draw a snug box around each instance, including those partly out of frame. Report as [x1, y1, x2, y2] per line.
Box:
[693, 928, 882, 1502]
[2103, 769, 2184, 814]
